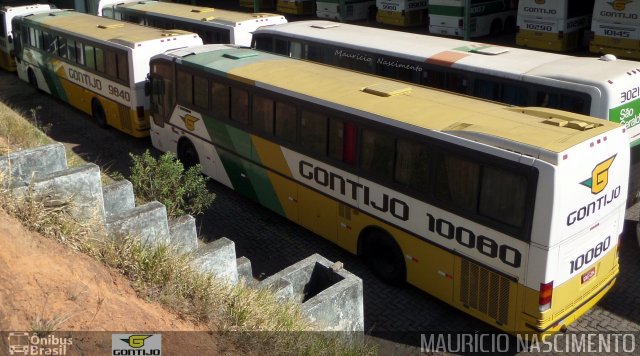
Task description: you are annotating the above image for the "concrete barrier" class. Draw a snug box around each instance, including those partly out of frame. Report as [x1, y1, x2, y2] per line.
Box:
[189, 237, 239, 285]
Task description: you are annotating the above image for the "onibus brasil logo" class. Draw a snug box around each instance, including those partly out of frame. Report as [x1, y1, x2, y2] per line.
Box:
[580, 155, 616, 194]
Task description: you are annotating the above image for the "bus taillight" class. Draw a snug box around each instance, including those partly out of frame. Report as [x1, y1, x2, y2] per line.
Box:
[539, 281, 553, 312]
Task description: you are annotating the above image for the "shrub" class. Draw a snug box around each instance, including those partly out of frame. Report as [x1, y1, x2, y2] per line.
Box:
[129, 150, 215, 218]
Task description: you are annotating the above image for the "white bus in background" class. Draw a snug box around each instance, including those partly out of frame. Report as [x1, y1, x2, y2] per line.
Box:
[376, 0, 429, 26]
[102, 1, 287, 47]
[316, 0, 376, 21]
[0, 3, 55, 71]
[589, 0, 640, 60]
[428, 0, 517, 38]
[516, 0, 594, 52]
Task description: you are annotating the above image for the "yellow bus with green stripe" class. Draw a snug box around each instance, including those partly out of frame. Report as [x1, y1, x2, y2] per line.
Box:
[11, 10, 202, 137]
[148, 44, 629, 336]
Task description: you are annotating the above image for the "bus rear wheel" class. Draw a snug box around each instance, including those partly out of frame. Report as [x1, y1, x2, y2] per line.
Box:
[177, 138, 199, 169]
[362, 230, 406, 285]
[91, 99, 107, 128]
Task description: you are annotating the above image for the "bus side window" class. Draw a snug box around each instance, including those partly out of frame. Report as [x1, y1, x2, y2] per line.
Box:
[501, 84, 528, 106]
[176, 70, 193, 105]
[275, 101, 297, 143]
[212, 82, 230, 120]
[116, 53, 129, 82]
[395, 139, 430, 195]
[300, 110, 328, 156]
[306, 43, 326, 62]
[57, 37, 67, 59]
[422, 69, 445, 89]
[479, 166, 527, 229]
[290, 41, 302, 58]
[84, 44, 96, 70]
[360, 128, 395, 180]
[194, 76, 209, 110]
[254, 36, 273, 52]
[537, 91, 588, 114]
[105, 50, 117, 80]
[67, 40, 77, 63]
[446, 73, 468, 94]
[329, 118, 356, 165]
[274, 38, 289, 56]
[436, 154, 479, 212]
[252, 94, 274, 135]
[95, 47, 105, 73]
[474, 79, 499, 101]
[230, 87, 249, 125]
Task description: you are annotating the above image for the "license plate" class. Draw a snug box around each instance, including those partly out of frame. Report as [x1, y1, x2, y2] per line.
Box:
[581, 267, 596, 284]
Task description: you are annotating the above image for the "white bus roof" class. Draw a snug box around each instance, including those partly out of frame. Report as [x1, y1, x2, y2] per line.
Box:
[254, 20, 640, 86]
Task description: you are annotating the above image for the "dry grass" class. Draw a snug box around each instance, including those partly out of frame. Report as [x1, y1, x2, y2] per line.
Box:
[0, 100, 376, 355]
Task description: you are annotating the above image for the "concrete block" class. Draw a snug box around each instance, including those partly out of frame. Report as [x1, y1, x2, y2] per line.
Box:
[105, 201, 170, 247]
[0, 143, 66, 186]
[168, 215, 198, 254]
[259, 254, 364, 332]
[236, 256, 255, 286]
[102, 180, 135, 219]
[29, 163, 105, 222]
[189, 237, 238, 285]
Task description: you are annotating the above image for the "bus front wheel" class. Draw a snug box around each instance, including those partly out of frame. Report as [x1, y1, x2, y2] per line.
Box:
[91, 99, 107, 128]
[362, 230, 406, 285]
[177, 138, 199, 169]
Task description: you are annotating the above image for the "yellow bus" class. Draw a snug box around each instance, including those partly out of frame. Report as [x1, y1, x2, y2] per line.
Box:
[0, 3, 55, 71]
[11, 10, 202, 137]
[589, 0, 640, 60]
[147, 44, 629, 336]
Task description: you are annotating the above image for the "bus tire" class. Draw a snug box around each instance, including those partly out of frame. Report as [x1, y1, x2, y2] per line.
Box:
[27, 68, 38, 88]
[177, 138, 199, 169]
[91, 99, 108, 128]
[362, 229, 406, 285]
[504, 16, 516, 33]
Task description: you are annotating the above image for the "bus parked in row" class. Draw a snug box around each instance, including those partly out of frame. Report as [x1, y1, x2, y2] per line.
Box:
[0, 3, 55, 71]
[376, 0, 429, 26]
[516, 0, 594, 52]
[428, 0, 517, 38]
[147, 43, 629, 336]
[316, 0, 376, 21]
[589, 0, 640, 60]
[11, 10, 203, 137]
[277, 0, 316, 15]
[101, 1, 286, 47]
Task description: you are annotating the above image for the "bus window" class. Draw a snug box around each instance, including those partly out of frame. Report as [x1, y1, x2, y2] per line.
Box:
[446, 73, 468, 94]
[501, 84, 528, 106]
[95, 47, 105, 73]
[395, 139, 430, 195]
[67, 40, 77, 62]
[436, 154, 479, 211]
[360, 128, 395, 179]
[536, 91, 589, 115]
[306, 43, 328, 62]
[84, 44, 96, 70]
[479, 166, 527, 229]
[105, 50, 117, 79]
[57, 37, 67, 59]
[300, 110, 328, 156]
[230, 87, 249, 125]
[275, 101, 297, 143]
[290, 41, 303, 58]
[212, 82, 230, 119]
[194, 76, 209, 110]
[275, 38, 289, 55]
[422, 69, 445, 89]
[177, 70, 193, 105]
[116, 53, 128, 82]
[329, 118, 356, 165]
[474, 79, 499, 101]
[252, 94, 274, 135]
[254, 36, 273, 52]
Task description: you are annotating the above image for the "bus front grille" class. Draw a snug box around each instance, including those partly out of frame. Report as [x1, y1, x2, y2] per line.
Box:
[460, 259, 510, 325]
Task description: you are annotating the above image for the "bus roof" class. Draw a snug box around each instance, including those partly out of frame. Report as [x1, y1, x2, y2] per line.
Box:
[160, 45, 622, 163]
[253, 20, 640, 85]
[19, 10, 197, 47]
[115, 1, 285, 26]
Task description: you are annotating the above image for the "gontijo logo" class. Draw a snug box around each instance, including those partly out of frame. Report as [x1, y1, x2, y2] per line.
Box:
[112, 334, 161, 355]
[580, 155, 616, 194]
[608, 0, 633, 11]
